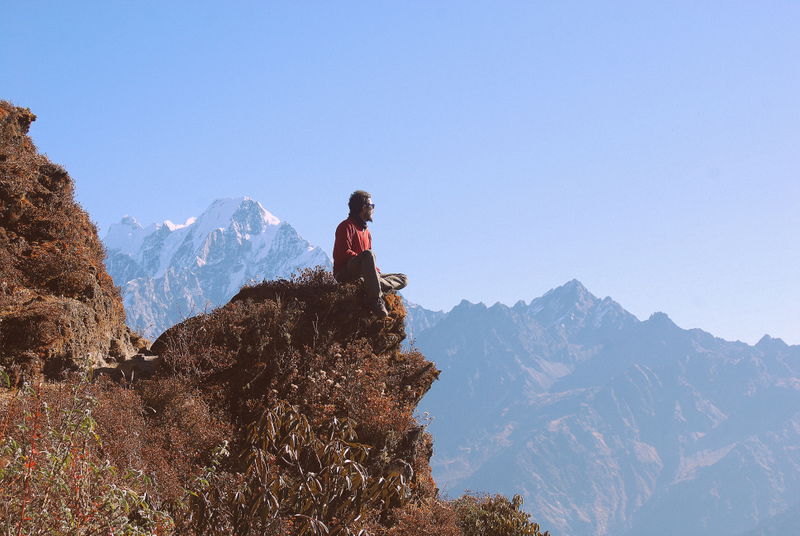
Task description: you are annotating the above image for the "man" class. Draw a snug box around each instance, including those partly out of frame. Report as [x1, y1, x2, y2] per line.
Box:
[333, 190, 408, 317]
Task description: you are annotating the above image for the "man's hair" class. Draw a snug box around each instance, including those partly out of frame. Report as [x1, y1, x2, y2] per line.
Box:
[348, 190, 372, 215]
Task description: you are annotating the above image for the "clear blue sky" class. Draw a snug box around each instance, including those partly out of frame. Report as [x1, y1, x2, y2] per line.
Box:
[2, 1, 798, 344]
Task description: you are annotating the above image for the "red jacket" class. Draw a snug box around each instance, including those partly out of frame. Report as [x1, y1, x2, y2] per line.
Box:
[333, 217, 376, 275]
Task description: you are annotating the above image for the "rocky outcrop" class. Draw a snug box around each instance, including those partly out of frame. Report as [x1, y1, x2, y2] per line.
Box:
[0, 101, 143, 379]
[149, 270, 442, 515]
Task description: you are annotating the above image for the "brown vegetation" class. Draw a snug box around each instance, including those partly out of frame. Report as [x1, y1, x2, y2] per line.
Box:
[0, 101, 141, 381]
[142, 269, 441, 532]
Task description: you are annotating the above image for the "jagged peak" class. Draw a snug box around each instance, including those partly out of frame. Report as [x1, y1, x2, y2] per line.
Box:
[163, 217, 196, 231]
[451, 299, 487, 312]
[194, 196, 281, 230]
[105, 216, 147, 254]
[489, 301, 510, 311]
[104, 197, 285, 255]
[120, 215, 142, 228]
[596, 295, 633, 316]
[528, 279, 599, 321]
[401, 296, 444, 314]
[646, 311, 679, 330]
[541, 279, 596, 304]
[756, 334, 789, 350]
[562, 278, 590, 292]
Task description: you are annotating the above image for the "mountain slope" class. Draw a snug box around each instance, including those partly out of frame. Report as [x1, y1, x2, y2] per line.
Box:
[103, 197, 330, 338]
[417, 281, 800, 536]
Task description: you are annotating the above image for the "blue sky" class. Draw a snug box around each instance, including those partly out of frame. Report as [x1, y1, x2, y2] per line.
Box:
[2, 1, 798, 344]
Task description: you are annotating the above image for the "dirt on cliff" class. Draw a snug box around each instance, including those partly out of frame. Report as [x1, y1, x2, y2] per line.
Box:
[0, 101, 144, 380]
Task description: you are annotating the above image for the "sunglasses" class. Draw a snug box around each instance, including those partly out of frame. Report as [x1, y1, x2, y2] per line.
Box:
[365, 203, 375, 209]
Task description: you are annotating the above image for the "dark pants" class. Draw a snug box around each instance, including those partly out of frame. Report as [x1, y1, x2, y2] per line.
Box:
[336, 250, 408, 299]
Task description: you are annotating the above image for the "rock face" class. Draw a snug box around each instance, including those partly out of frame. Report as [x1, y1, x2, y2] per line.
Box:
[417, 280, 800, 536]
[0, 102, 141, 379]
[104, 197, 330, 339]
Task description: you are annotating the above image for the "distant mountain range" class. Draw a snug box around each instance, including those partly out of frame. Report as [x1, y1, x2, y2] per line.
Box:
[103, 198, 329, 338]
[103, 199, 800, 536]
[416, 280, 800, 536]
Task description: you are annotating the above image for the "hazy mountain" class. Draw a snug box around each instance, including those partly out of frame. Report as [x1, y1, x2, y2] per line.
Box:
[740, 501, 800, 536]
[402, 298, 446, 348]
[104, 197, 330, 338]
[416, 281, 800, 536]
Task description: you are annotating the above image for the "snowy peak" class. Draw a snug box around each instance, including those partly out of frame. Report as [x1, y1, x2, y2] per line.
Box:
[104, 197, 287, 275]
[103, 197, 330, 338]
[105, 197, 281, 255]
[104, 215, 145, 254]
[121, 215, 141, 227]
[163, 217, 196, 231]
[186, 197, 280, 239]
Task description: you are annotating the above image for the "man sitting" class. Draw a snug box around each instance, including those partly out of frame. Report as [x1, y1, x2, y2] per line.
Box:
[333, 190, 408, 317]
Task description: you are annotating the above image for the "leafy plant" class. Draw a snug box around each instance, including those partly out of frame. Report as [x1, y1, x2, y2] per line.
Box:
[0, 376, 174, 536]
[187, 400, 413, 536]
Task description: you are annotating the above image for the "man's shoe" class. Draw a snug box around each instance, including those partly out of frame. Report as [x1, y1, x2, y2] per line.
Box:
[370, 297, 389, 318]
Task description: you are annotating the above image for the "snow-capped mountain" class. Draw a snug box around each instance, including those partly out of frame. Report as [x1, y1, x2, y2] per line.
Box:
[416, 280, 800, 536]
[104, 197, 330, 338]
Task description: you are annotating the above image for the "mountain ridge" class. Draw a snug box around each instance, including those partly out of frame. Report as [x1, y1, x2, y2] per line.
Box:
[104, 197, 330, 338]
[416, 280, 800, 536]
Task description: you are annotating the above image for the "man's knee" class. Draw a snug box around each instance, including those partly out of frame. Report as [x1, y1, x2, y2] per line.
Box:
[381, 273, 408, 291]
[395, 273, 408, 290]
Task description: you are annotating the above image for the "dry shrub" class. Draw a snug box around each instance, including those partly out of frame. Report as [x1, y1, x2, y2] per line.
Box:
[451, 493, 550, 536]
[186, 400, 415, 536]
[0, 375, 174, 535]
[22, 240, 97, 299]
[153, 269, 438, 471]
[144, 269, 442, 533]
[137, 377, 232, 505]
[0, 370, 241, 536]
[380, 499, 462, 536]
[88, 376, 231, 510]
[1, 268, 450, 535]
